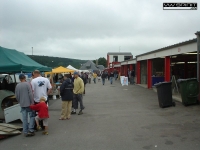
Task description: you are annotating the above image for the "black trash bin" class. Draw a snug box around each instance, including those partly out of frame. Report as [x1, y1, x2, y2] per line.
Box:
[155, 82, 176, 108]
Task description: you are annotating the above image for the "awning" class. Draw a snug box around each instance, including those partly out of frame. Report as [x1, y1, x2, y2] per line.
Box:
[0, 46, 51, 73]
[45, 66, 74, 74]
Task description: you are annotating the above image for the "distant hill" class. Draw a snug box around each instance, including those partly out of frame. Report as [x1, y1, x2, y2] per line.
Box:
[27, 55, 87, 69]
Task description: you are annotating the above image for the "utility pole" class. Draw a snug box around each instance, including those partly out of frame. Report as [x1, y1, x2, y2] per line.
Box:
[32, 47, 33, 55]
[195, 31, 200, 81]
[96, 58, 98, 66]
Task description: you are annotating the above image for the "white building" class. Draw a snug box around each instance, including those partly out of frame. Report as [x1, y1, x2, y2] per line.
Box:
[107, 52, 133, 67]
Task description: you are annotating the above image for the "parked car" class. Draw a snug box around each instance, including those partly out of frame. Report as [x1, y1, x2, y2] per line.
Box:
[0, 74, 30, 120]
[0, 74, 13, 83]
[0, 74, 17, 119]
[0, 74, 15, 92]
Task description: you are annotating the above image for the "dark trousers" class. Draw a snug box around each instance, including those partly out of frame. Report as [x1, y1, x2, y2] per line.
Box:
[88, 78, 91, 84]
[102, 78, 105, 85]
[130, 76, 135, 84]
[83, 84, 86, 94]
[73, 94, 84, 110]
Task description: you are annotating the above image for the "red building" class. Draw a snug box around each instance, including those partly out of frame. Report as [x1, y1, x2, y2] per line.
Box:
[107, 52, 132, 73]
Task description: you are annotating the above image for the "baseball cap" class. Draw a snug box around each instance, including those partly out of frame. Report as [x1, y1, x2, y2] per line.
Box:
[19, 74, 26, 79]
[74, 72, 79, 75]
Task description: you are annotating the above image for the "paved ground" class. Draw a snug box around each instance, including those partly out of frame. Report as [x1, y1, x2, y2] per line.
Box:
[1, 79, 200, 150]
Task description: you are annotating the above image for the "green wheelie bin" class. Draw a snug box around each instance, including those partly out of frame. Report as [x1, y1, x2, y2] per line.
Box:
[178, 78, 199, 106]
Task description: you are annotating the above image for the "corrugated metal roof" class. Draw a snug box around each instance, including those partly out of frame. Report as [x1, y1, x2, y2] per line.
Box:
[107, 52, 132, 56]
[97, 65, 105, 70]
[79, 60, 98, 71]
[136, 38, 197, 57]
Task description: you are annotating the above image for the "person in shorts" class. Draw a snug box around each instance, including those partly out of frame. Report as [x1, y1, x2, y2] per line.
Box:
[30, 97, 49, 135]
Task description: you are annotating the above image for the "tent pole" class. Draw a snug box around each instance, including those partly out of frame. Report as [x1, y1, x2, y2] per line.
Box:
[14, 73, 17, 87]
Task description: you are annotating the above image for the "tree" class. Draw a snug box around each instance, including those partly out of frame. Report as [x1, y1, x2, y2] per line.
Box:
[98, 57, 107, 67]
[58, 62, 65, 66]
[27, 55, 86, 68]
[93, 57, 107, 67]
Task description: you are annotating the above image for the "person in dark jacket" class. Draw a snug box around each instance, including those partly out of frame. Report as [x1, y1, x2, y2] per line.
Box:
[114, 70, 117, 80]
[109, 72, 114, 84]
[101, 71, 107, 85]
[130, 70, 135, 84]
[59, 74, 74, 120]
[69, 73, 73, 80]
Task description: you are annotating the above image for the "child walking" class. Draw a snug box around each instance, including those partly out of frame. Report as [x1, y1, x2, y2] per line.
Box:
[30, 97, 49, 135]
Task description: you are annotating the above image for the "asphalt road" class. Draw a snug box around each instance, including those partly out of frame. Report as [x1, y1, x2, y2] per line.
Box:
[1, 79, 200, 150]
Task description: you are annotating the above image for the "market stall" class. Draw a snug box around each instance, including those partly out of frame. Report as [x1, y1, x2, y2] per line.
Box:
[45, 66, 74, 99]
[0, 46, 52, 120]
[0, 46, 51, 73]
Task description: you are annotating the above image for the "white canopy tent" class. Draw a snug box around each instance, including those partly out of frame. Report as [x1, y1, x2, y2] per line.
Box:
[66, 65, 78, 71]
[66, 65, 90, 73]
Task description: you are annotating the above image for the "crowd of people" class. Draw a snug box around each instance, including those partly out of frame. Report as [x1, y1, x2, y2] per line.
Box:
[14, 69, 134, 137]
[15, 70, 52, 137]
[15, 70, 87, 137]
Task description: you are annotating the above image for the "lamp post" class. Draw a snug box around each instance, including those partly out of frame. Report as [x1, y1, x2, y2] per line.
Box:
[32, 47, 33, 55]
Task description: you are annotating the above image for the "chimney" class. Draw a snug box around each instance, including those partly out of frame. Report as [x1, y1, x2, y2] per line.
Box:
[96, 59, 98, 66]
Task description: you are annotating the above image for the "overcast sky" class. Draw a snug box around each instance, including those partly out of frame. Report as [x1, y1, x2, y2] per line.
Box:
[0, 0, 199, 60]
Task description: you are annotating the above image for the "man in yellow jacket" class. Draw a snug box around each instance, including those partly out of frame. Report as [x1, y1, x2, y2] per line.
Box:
[93, 72, 97, 84]
[72, 72, 85, 115]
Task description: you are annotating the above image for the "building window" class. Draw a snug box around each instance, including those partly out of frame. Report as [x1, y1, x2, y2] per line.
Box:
[124, 56, 131, 60]
[113, 56, 118, 62]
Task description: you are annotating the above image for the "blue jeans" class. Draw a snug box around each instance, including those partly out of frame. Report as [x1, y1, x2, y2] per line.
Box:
[114, 74, 117, 80]
[21, 107, 35, 133]
[102, 78, 105, 85]
[93, 78, 96, 84]
[110, 77, 113, 84]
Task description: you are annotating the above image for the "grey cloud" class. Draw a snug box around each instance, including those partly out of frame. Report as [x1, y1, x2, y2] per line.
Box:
[0, 0, 199, 60]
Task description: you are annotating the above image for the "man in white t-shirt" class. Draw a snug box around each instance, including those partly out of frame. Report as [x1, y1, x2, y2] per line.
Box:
[31, 70, 52, 103]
